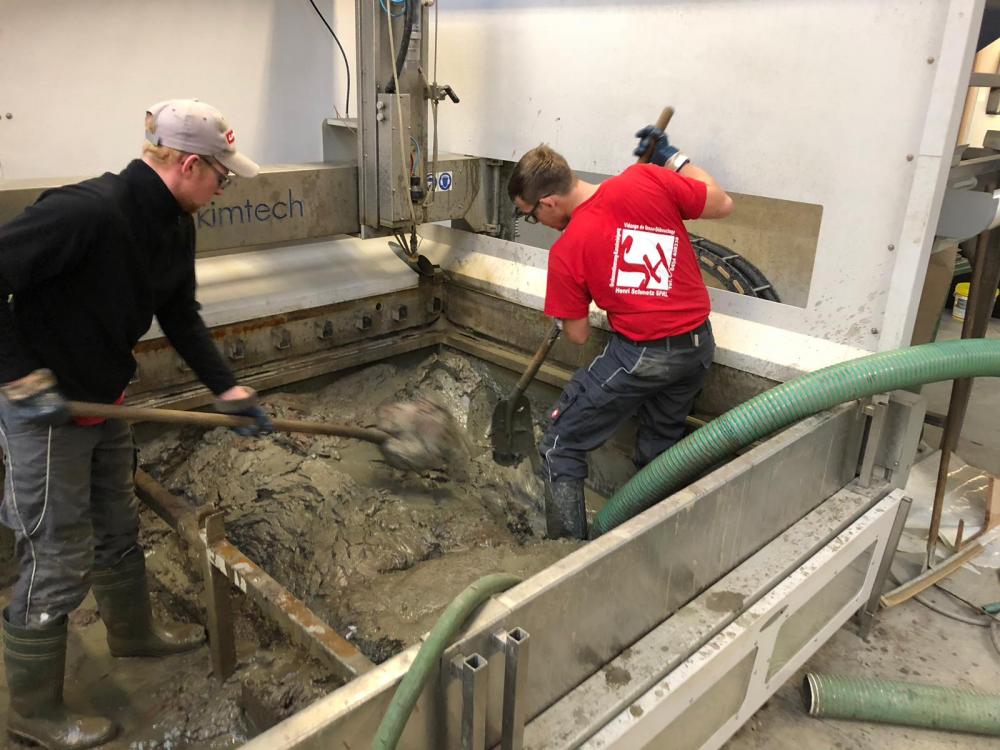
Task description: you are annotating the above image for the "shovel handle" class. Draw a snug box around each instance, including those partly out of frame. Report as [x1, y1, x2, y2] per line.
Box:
[509, 321, 561, 399]
[636, 106, 675, 165]
[68, 401, 388, 444]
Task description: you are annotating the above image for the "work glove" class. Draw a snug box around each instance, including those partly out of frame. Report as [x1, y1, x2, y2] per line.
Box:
[214, 387, 274, 437]
[633, 126, 689, 171]
[0, 368, 71, 426]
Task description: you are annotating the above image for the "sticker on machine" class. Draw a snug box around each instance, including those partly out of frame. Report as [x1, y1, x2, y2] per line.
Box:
[427, 171, 454, 192]
[610, 224, 678, 297]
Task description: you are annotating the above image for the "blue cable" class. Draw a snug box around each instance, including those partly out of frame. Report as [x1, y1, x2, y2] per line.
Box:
[380, 0, 407, 18]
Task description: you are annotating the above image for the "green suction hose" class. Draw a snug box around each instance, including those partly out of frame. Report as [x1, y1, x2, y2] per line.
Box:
[804, 673, 1000, 735]
[371, 574, 521, 750]
[593, 338, 1000, 536]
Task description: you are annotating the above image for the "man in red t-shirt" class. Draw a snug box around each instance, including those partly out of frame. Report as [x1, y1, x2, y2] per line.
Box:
[508, 128, 733, 539]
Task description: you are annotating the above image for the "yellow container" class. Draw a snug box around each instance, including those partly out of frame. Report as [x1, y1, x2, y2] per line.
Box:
[953, 282, 999, 321]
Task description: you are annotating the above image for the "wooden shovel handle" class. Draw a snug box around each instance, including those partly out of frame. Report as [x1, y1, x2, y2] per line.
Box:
[511, 321, 562, 397]
[636, 106, 675, 165]
[68, 401, 387, 444]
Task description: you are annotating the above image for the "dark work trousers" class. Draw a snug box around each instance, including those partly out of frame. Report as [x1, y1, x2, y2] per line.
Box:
[0, 400, 139, 628]
[539, 325, 715, 482]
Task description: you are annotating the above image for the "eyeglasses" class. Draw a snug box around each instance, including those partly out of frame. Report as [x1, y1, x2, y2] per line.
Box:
[514, 194, 551, 224]
[184, 153, 232, 190]
[200, 156, 232, 190]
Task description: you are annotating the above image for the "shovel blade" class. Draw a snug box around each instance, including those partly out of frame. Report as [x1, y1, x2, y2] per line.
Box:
[491, 394, 535, 466]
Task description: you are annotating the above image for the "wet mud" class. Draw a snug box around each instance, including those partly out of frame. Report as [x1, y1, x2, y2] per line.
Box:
[82, 350, 585, 746]
[143, 351, 580, 658]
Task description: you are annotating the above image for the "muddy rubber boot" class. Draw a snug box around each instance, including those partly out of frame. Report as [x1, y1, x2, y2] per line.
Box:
[544, 478, 588, 539]
[91, 554, 205, 657]
[3, 610, 117, 750]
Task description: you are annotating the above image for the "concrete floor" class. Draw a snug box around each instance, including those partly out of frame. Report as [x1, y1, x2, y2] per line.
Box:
[727, 313, 1000, 749]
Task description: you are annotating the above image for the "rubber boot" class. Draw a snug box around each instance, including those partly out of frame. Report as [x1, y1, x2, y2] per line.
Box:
[544, 478, 588, 539]
[3, 610, 117, 750]
[91, 553, 205, 657]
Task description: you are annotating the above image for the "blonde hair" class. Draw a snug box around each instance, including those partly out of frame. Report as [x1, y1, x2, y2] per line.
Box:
[507, 144, 575, 203]
[141, 111, 184, 165]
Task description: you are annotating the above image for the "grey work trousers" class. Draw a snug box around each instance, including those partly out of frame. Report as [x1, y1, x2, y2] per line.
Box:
[0, 399, 140, 628]
[539, 326, 714, 481]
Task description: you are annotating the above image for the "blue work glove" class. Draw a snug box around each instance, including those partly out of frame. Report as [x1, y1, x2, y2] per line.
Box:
[633, 125, 679, 168]
[0, 369, 71, 426]
[214, 388, 274, 437]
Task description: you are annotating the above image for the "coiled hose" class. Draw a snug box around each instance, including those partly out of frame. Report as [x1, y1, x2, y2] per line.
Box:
[372, 574, 521, 750]
[804, 673, 1000, 735]
[593, 338, 1000, 536]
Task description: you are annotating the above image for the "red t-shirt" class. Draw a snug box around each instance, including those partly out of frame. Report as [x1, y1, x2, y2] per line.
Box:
[543, 164, 709, 340]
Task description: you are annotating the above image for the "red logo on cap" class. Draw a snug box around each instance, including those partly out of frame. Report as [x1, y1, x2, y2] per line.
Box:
[225, 129, 235, 144]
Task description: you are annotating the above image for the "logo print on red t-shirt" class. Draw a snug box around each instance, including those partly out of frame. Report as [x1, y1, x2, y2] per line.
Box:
[611, 225, 677, 297]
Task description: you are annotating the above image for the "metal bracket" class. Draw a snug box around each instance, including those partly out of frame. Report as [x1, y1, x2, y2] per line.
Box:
[493, 627, 531, 750]
[201, 511, 237, 679]
[226, 337, 246, 361]
[857, 495, 911, 640]
[859, 393, 890, 487]
[452, 653, 488, 750]
[271, 327, 292, 351]
[429, 83, 460, 103]
[315, 319, 334, 341]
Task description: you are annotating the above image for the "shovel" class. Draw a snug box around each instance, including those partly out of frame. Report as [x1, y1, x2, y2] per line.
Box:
[490, 321, 561, 466]
[67, 398, 461, 473]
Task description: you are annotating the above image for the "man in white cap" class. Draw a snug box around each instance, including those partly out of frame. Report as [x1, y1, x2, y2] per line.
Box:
[0, 99, 270, 749]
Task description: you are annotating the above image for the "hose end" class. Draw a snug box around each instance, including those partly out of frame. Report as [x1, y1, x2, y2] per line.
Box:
[802, 673, 821, 716]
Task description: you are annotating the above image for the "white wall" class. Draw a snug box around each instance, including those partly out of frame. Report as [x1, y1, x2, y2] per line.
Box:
[371, 0, 980, 354]
[0, 0, 346, 180]
[2, 1, 984, 358]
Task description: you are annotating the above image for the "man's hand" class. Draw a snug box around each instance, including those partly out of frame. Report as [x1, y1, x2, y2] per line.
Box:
[633, 126, 689, 171]
[214, 385, 274, 437]
[0, 369, 70, 426]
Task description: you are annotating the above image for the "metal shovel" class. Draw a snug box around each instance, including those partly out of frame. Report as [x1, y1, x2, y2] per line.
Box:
[490, 321, 561, 466]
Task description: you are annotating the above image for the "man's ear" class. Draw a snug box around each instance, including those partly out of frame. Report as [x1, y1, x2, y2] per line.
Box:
[179, 154, 198, 177]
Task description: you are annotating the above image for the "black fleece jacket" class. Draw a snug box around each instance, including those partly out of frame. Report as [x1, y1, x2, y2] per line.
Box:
[0, 159, 237, 402]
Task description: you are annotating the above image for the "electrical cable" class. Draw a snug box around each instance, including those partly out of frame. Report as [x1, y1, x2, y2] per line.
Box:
[384, 0, 414, 93]
[912, 592, 991, 627]
[889, 565, 997, 630]
[306, 0, 351, 119]
[379, 0, 407, 17]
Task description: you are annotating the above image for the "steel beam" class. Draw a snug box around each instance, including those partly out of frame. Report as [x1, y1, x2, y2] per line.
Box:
[133, 471, 374, 682]
[203, 512, 238, 678]
[205, 536, 374, 682]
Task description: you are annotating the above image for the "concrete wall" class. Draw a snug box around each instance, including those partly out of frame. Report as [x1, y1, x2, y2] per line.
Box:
[0, 0, 344, 180]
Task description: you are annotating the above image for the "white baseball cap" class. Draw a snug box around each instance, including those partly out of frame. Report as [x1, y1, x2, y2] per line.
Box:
[145, 99, 259, 178]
